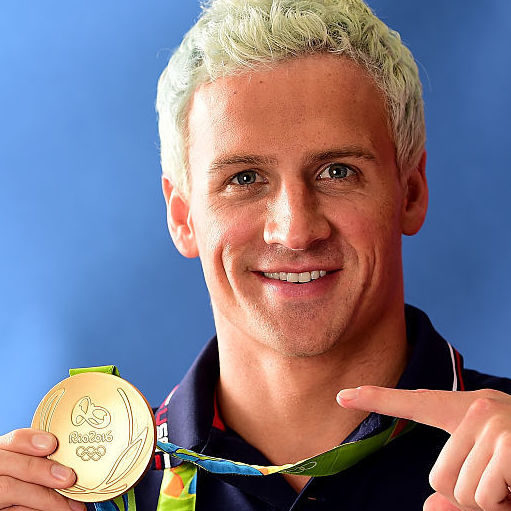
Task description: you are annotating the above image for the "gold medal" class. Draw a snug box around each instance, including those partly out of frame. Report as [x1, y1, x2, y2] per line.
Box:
[32, 371, 156, 502]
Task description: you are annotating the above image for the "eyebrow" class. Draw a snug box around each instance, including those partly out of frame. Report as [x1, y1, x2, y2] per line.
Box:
[303, 147, 377, 166]
[208, 154, 278, 174]
[208, 146, 376, 174]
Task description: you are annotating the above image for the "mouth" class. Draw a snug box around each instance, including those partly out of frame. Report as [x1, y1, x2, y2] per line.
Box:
[261, 270, 330, 284]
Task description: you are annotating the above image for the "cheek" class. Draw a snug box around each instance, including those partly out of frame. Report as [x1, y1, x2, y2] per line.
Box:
[191, 201, 262, 270]
[331, 195, 403, 257]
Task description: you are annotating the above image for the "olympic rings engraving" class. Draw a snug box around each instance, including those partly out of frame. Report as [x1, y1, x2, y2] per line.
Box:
[76, 445, 106, 461]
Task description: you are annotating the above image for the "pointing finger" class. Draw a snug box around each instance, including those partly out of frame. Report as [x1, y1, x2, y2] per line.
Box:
[336, 386, 480, 433]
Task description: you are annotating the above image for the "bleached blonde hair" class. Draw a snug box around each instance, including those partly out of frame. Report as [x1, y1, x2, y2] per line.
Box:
[156, 0, 425, 194]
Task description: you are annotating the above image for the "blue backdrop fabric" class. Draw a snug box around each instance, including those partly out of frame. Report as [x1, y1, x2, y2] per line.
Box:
[1, 1, 510, 433]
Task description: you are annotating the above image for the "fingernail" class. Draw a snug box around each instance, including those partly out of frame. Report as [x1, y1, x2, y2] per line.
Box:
[337, 388, 359, 403]
[32, 433, 54, 450]
[51, 463, 73, 481]
[68, 499, 85, 511]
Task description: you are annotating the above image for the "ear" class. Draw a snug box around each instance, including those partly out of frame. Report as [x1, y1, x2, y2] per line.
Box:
[161, 176, 199, 258]
[401, 150, 428, 236]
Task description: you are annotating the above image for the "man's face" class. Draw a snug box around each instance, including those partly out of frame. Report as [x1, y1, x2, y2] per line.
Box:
[178, 54, 423, 357]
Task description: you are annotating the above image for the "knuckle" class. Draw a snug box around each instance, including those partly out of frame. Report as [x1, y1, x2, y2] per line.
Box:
[43, 485, 66, 509]
[0, 429, 18, 448]
[428, 467, 450, 494]
[452, 484, 471, 508]
[477, 411, 511, 443]
[474, 487, 491, 510]
[428, 467, 439, 491]
[483, 414, 506, 434]
[24, 453, 40, 475]
[0, 474, 14, 496]
[0, 428, 39, 452]
[496, 430, 511, 451]
[466, 396, 499, 418]
[475, 388, 505, 400]
[428, 472, 456, 499]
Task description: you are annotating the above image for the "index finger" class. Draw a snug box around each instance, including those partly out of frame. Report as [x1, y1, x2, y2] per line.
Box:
[0, 428, 57, 456]
[336, 386, 478, 433]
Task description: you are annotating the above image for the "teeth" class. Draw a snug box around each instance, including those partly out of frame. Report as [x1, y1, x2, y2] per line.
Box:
[263, 270, 329, 283]
[287, 273, 299, 283]
[298, 272, 310, 283]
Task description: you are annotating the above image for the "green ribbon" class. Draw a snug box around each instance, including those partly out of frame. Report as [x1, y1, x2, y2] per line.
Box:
[156, 417, 414, 477]
[69, 365, 120, 377]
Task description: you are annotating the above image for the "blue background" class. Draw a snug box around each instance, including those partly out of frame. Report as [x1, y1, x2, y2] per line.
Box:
[1, 1, 510, 433]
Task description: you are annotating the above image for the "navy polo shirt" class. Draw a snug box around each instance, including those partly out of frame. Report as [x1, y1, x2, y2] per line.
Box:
[89, 305, 511, 510]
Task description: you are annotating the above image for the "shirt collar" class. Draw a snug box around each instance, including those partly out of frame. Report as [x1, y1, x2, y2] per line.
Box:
[157, 338, 220, 452]
[155, 304, 464, 455]
[399, 304, 463, 392]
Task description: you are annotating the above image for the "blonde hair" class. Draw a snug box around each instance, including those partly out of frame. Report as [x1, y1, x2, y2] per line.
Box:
[156, 0, 425, 193]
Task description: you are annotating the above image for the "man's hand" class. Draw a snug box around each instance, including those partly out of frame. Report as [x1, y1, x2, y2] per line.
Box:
[337, 386, 511, 511]
[0, 428, 85, 511]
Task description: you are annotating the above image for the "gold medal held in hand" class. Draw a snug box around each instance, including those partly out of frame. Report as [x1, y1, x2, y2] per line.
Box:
[31, 369, 156, 502]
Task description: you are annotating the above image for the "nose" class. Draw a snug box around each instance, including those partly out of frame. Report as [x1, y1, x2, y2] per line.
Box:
[263, 182, 331, 250]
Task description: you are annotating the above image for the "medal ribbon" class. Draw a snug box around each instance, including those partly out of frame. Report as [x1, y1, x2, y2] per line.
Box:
[154, 417, 414, 511]
[156, 417, 413, 477]
[75, 366, 414, 511]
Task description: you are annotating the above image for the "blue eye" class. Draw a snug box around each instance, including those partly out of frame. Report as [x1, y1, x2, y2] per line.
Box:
[232, 170, 258, 185]
[318, 163, 355, 179]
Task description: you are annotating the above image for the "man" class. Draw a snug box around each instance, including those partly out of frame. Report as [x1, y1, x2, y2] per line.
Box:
[1, 1, 511, 510]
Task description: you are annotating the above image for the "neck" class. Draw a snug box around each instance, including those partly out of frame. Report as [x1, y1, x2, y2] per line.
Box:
[215, 307, 409, 492]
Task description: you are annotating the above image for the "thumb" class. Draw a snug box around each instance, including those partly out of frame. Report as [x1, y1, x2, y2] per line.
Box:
[423, 492, 462, 511]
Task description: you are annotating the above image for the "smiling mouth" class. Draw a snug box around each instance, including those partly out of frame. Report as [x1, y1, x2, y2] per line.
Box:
[262, 270, 329, 284]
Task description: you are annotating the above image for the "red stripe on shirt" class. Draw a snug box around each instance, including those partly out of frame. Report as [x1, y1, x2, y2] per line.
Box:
[212, 389, 226, 431]
[454, 348, 465, 391]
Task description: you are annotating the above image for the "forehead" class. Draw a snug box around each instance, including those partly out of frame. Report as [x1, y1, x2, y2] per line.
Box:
[186, 54, 394, 170]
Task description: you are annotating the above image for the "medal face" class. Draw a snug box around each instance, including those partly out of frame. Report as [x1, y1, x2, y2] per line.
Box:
[32, 372, 156, 502]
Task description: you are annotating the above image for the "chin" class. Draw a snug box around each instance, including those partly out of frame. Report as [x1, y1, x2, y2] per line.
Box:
[254, 319, 349, 359]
